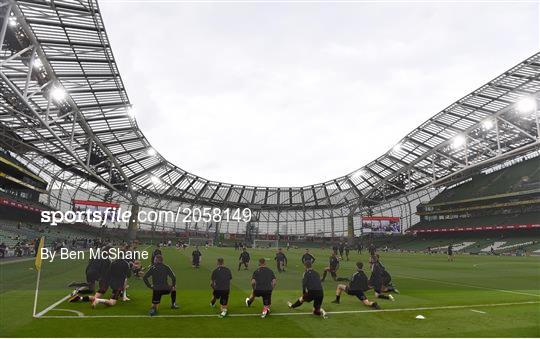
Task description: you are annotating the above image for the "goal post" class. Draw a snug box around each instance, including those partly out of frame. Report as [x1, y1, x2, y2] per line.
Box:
[188, 238, 213, 247]
[253, 239, 279, 248]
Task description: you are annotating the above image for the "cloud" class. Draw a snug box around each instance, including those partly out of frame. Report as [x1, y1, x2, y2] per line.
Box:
[99, 1, 539, 187]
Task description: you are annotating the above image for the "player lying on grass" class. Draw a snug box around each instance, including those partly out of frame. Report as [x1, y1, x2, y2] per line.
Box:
[245, 258, 277, 318]
[301, 248, 315, 265]
[69, 246, 111, 303]
[238, 248, 250, 271]
[331, 261, 380, 309]
[210, 257, 233, 318]
[192, 246, 202, 268]
[274, 248, 287, 273]
[369, 256, 395, 301]
[143, 254, 178, 316]
[91, 257, 131, 307]
[287, 260, 327, 318]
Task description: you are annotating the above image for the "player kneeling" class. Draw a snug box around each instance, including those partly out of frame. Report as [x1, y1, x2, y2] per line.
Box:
[245, 258, 276, 318]
[143, 254, 178, 316]
[287, 260, 327, 318]
[210, 257, 233, 318]
[90, 257, 131, 308]
[331, 262, 380, 309]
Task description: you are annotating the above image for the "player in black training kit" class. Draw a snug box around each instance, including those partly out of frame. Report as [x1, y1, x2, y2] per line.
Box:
[301, 249, 315, 265]
[69, 247, 111, 303]
[238, 248, 250, 271]
[245, 258, 276, 318]
[332, 262, 380, 309]
[274, 248, 287, 273]
[143, 254, 178, 316]
[321, 252, 340, 282]
[287, 260, 327, 318]
[447, 244, 454, 261]
[368, 256, 395, 301]
[210, 257, 233, 318]
[91, 257, 131, 307]
[192, 246, 202, 268]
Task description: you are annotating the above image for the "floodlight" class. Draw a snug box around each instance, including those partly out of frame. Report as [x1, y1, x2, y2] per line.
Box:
[353, 169, 365, 178]
[150, 176, 161, 185]
[127, 106, 135, 118]
[33, 58, 43, 69]
[481, 119, 494, 130]
[50, 87, 66, 101]
[147, 148, 157, 156]
[515, 97, 537, 114]
[8, 17, 16, 27]
[452, 135, 466, 149]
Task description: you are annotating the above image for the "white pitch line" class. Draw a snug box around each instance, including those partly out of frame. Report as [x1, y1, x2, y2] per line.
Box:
[395, 273, 540, 298]
[35, 300, 539, 319]
[34, 293, 72, 318]
[470, 309, 487, 314]
[52, 308, 85, 317]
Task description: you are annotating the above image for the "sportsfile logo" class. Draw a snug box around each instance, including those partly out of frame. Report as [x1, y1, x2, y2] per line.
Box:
[40, 207, 252, 226]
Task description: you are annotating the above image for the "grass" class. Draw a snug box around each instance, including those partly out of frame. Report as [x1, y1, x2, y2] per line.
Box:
[0, 246, 539, 337]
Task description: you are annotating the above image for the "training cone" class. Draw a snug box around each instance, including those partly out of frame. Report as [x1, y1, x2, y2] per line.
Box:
[416, 315, 426, 319]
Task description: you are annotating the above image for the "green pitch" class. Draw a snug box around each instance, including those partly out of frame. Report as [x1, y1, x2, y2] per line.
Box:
[1, 247, 539, 337]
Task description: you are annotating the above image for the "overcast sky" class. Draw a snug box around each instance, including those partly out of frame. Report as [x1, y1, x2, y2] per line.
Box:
[99, 0, 538, 187]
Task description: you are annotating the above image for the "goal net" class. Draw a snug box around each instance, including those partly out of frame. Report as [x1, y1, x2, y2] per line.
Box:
[188, 238, 213, 247]
[253, 239, 279, 248]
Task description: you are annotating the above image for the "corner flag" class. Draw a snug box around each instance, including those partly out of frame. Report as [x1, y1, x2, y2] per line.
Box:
[34, 236, 44, 271]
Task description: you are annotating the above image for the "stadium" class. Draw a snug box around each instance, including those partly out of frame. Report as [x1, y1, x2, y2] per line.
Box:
[0, 0, 539, 338]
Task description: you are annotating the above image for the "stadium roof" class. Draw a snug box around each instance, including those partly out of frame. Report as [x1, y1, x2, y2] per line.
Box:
[1, 0, 539, 216]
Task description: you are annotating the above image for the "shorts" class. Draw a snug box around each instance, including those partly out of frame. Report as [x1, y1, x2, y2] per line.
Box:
[345, 287, 367, 301]
[253, 290, 272, 306]
[97, 278, 110, 294]
[110, 289, 123, 300]
[152, 289, 172, 304]
[303, 290, 323, 310]
[212, 290, 230, 306]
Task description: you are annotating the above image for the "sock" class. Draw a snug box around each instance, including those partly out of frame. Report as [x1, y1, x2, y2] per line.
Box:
[378, 294, 390, 299]
[247, 298, 253, 306]
[291, 299, 303, 308]
[371, 302, 379, 308]
[171, 291, 177, 304]
[82, 296, 90, 302]
[335, 295, 341, 302]
[313, 308, 321, 316]
[211, 298, 216, 305]
[96, 298, 108, 304]
[262, 305, 269, 313]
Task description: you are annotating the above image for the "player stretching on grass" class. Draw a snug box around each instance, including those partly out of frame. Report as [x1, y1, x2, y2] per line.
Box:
[287, 260, 327, 318]
[274, 248, 287, 273]
[369, 256, 394, 301]
[91, 258, 131, 308]
[69, 246, 111, 303]
[210, 257, 233, 318]
[238, 248, 250, 271]
[143, 254, 178, 316]
[321, 252, 340, 282]
[245, 258, 276, 318]
[331, 262, 380, 309]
